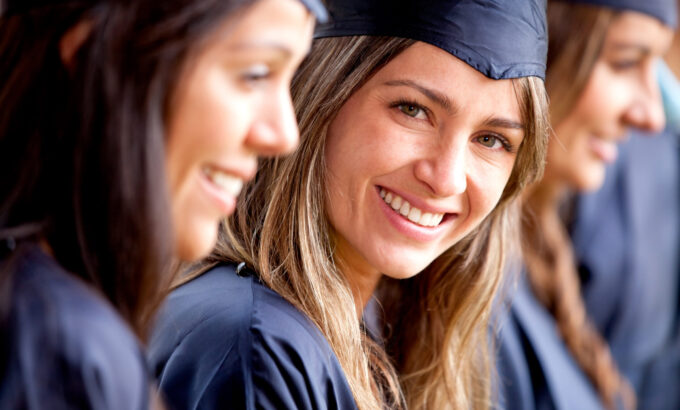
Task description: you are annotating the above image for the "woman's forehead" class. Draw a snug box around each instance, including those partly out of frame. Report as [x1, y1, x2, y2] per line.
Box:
[367, 43, 522, 118]
[604, 11, 674, 56]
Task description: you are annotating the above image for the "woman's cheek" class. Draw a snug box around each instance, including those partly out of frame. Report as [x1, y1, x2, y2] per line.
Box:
[472, 160, 513, 208]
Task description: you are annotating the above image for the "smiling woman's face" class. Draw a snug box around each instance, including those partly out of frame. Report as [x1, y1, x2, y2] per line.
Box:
[166, 0, 314, 261]
[546, 11, 673, 192]
[324, 41, 524, 280]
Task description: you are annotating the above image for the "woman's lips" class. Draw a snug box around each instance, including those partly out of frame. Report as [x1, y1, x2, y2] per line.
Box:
[202, 166, 244, 196]
[375, 186, 458, 242]
[198, 166, 244, 215]
[589, 136, 618, 164]
[379, 187, 445, 227]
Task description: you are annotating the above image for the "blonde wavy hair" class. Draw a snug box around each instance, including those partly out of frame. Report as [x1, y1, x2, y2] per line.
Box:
[522, 2, 635, 409]
[189, 35, 549, 409]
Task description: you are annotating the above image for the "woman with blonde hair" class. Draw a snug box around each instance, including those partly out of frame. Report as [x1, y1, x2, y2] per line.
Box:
[495, 0, 676, 409]
[150, 1, 549, 408]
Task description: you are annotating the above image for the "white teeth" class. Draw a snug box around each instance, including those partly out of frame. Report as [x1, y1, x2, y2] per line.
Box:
[431, 213, 444, 225]
[399, 201, 410, 216]
[379, 188, 445, 227]
[385, 192, 393, 204]
[203, 167, 244, 196]
[391, 195, 402, 211]
[407, 207, 421, 223]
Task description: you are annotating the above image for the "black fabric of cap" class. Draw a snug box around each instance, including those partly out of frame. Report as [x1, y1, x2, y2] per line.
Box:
[315, 0, 548, 80]
[564, 0, 677, 28]
[2, 0, 328, 22]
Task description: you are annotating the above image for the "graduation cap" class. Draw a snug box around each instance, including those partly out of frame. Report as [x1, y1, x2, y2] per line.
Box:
[2, 0, 328, 22]
[315, 0, 548, 80]
[564, 0, 677, 28]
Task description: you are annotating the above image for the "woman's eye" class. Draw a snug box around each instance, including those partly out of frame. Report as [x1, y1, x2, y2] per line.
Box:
[477, 135, 503, 149]
[610, 59, 640, 71]
[397, 103, 427, 120]
[242, 63, 271, 82]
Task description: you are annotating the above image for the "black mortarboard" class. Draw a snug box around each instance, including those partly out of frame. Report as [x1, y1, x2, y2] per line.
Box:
[2, 0, 328, 22]
[315, 0, 548, 80]
[564, 0, 677, 28]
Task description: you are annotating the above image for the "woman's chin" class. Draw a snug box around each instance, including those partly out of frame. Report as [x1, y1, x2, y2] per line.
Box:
[174, 222, 220, 262]
[376, 255, 435, 281]
[571, 164, 606, 193]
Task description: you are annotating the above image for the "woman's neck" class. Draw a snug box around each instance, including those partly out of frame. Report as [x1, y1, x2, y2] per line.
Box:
[333, 237, 382, 319]
[347, 269, 381, 319]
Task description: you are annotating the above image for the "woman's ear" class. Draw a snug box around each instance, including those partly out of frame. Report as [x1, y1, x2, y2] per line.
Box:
[59, 19, 92, 69]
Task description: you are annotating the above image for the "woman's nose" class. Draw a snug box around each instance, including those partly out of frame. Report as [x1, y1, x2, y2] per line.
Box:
[246, 88, 300, 156]
[623, 60, 666, 133]
[414, 139, 468, 197]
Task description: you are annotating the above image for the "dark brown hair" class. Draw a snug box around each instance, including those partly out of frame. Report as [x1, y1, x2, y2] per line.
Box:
[0, 0, 254, 341]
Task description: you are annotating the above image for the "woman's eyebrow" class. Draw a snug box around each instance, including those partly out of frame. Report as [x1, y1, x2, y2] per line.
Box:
[228, 41, 294, 58]
[383, 79, 456, 114]
[607, 42, 651, 56]
[483, 117, 524, 130]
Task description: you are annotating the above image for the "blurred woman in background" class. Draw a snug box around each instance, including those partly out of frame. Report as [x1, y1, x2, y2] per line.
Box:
[0, 0, 323, 407]
[495, 0, 675, 409]
[149, 0, 549, 409]
[568, 21, 680, 410]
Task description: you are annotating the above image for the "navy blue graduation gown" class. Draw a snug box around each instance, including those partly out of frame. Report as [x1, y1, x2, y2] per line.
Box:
[0, 244, 150, 409]
[148, 263, 358, 410]
[495, 273, 605, 410]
